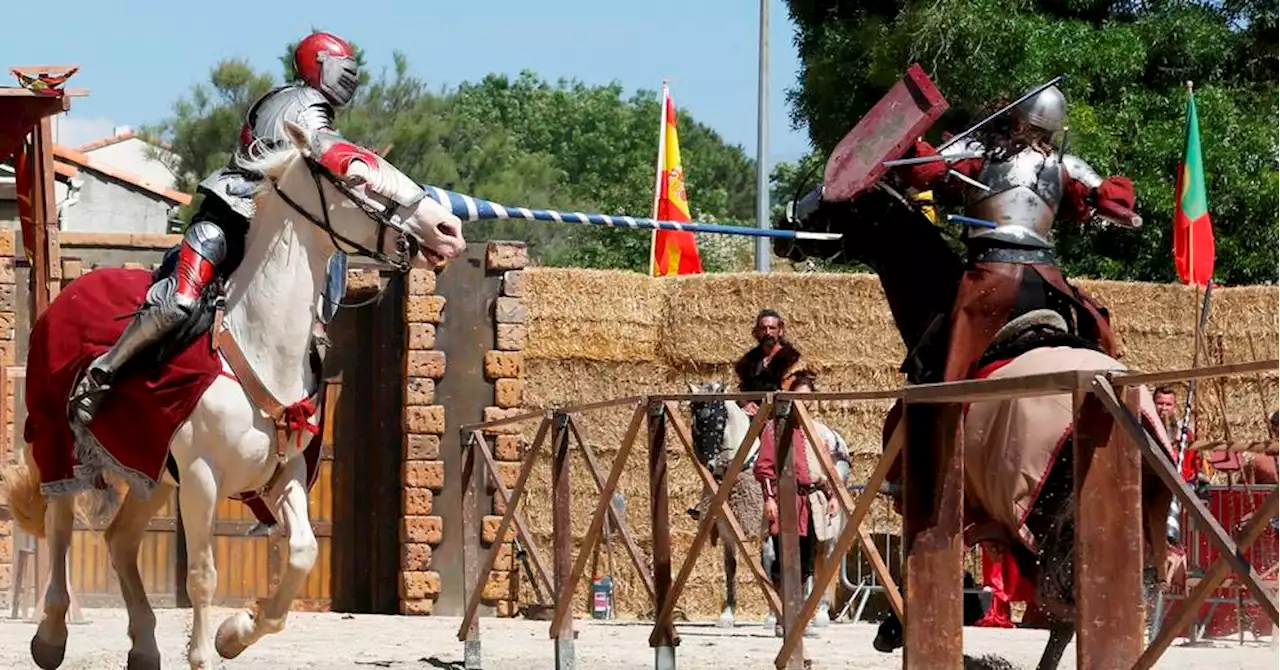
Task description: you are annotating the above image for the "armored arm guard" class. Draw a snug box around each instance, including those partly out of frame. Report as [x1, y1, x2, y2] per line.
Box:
[1063, 154, 1142, 228]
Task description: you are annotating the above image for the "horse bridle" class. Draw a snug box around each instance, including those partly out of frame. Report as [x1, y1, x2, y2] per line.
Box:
[271, 154, 423, 275]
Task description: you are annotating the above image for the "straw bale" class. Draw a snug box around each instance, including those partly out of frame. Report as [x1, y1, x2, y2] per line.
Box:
[511, 268, 1277, 619]
[662, 273, 904, 368]
[523, 268, 671, 362]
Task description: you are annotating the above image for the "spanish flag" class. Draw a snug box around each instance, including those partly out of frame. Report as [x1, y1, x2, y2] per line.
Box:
[649, 83, 702, 276]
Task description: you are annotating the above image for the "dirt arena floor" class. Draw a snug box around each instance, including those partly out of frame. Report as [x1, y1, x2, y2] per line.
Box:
[0, 607, 1275, 669]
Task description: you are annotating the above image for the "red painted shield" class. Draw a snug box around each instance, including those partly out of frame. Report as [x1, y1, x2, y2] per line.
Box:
[821, 64, 950, 202]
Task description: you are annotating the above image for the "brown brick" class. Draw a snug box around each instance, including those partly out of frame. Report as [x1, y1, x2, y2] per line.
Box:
[0, 538, 10, 563]
[482, 570, 513, 601]
[0, 257, 17, 284]
[0, 312, 13, 341]
[408, 268, 437, 296]
[494, 297, 527, 324]
[502, 270, 524, 298]
[400, 543, 433, 571]
[485, 241, 528, 272]
[493, 493, 509, 516]
[401, 516, 443, 544]
[482, 515, 515, 545]
[0, 563, 10, 591]
[481, 407, 525, 435]
[496, 324, 526, 351]
[405, 434, 441, 460]
[0, 231, 14, 257]
[493, 435, 523, 462]
[0, 285, 13, 312]
[406, 405, 445, 435]
[407, 351, 446, 379]
[404, 461, 445, 490]
[484, 351, 523, 380]
[0, 520, 11, 537]
[400, 598, 435, 615]
[0, 342, 15, 366]
[494, 378, 525, 409]
[399, 570, 442, 599]
[496, 600, 519, 618]
[406, 295, 446, 323]
[494, 542, 515, 571]
[408, 323, 437, 350]
[494, 462, 521, 491]
[403, 488, 435, 516]
[406, 377, 435, 405]
[346, 269, 380, 291]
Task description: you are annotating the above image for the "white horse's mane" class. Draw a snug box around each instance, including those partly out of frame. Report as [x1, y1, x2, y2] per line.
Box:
[237, 145, 305, 204]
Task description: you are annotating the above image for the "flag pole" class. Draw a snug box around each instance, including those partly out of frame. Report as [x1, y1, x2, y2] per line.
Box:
[1184, 80, 1195, 288]
[754, 0, 771, 272]
[649, 82, 669, 277]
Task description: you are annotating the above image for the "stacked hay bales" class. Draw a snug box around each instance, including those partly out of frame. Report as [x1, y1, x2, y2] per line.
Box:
[515, 268, 1278, 620]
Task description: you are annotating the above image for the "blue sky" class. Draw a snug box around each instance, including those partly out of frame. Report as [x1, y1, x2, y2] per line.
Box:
[3, 0, 812, 168]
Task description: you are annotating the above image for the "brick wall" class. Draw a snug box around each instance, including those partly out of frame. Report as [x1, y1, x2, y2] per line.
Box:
[482, 241, 528, 617]
[399, 266, 447, 614]
[0, 231, 15, 608]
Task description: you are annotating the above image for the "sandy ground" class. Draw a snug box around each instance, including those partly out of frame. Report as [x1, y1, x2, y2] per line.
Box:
[0, 607, 1275, 669]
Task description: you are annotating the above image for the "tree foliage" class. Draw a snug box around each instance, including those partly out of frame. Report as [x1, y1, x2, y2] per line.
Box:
[141, 48, 758, 272]
[781, 0, 1278, 285]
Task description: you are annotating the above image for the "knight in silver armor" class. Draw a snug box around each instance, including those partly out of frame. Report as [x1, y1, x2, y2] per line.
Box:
[69, 31, 361, 426]
[893, 82, 1143, 382]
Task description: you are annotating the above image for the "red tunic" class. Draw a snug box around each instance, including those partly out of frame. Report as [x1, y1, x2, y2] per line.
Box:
[753, 421, 828, 537]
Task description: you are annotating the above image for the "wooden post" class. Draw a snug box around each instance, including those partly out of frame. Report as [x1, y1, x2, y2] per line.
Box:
[461, 431, 482, 669]
[551, 412, 574, 670]
[648, 400, 677, 670]
[774, 400, 805, 669]
[1074, 381, 1145, 668]
[902, 401, 964, 669]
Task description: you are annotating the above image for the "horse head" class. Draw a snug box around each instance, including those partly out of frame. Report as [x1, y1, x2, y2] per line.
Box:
[687, 381, 759, 474]
[251, 120, 466, 272]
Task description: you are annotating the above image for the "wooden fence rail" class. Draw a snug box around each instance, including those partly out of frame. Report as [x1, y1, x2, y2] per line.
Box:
[454, 359, 1278, 670]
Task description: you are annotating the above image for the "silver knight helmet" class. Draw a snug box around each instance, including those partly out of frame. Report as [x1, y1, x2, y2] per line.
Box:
[293, 31, 360, 107]
[1013, 84, 1067, 133]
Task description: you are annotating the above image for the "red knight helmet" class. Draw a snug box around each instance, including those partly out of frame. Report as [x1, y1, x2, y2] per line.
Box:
[294, 31, 360, 107]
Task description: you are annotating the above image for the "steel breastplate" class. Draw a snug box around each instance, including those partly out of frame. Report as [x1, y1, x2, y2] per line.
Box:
[232, 85, 333, 171]
[965, 148, 1064, 249]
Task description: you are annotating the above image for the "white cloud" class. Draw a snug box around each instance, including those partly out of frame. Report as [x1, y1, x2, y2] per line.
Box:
[50, 116, 118, 149]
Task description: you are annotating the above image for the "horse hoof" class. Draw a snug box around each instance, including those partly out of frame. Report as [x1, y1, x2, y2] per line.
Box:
[214, 614, 250, 660]
[872, 632, 900, 654]
[716, 614, 735, 629]
[30, 635, 66, 670]
[126, 650, 162, 670]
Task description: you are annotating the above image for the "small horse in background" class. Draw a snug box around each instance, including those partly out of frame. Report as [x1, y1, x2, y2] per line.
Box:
[686, 381, 853, 629]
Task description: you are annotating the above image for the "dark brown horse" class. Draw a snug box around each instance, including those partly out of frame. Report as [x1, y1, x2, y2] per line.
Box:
[772, 190, 1177, 669]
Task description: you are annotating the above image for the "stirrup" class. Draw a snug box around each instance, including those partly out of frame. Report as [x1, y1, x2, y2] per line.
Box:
[68, 372, 111, 425]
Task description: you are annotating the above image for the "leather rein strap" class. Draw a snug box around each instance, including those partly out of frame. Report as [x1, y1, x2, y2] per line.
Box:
[211, 307, 320, 464]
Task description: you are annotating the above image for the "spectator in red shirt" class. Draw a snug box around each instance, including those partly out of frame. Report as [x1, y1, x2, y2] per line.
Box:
[753, 372, 837, 607]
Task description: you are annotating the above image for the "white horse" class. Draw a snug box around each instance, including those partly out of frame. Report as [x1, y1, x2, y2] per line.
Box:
[686, 382, 851, 630]
[1, 120, 465, 669]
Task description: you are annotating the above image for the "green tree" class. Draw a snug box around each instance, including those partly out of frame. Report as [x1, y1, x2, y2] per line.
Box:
[784, 0, 1278, 285]
[143, 50, 759, 272]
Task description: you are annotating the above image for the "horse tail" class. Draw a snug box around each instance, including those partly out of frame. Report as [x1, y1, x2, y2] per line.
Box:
[0, 444, 48, 538]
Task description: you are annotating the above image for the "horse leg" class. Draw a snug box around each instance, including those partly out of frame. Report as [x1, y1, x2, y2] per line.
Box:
[106, 483, 175, 670]
[718, 523, 737, 628]
[178, 461, 219, 669]
[216, 459, 315, 658]
[30, 495, 74, 670]
[1036, 623, 1074, 670]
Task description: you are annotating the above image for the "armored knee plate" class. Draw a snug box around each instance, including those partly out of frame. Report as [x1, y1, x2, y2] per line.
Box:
[184, 220, 229, 266]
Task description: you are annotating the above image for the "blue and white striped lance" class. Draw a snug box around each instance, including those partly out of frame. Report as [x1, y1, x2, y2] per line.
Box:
[420, 185, 842, 242]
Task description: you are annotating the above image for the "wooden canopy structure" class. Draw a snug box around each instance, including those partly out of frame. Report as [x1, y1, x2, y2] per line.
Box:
[0, 65, 89, 316]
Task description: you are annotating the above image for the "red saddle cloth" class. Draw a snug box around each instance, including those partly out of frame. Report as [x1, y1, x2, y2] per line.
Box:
[24, 268, 323, 524]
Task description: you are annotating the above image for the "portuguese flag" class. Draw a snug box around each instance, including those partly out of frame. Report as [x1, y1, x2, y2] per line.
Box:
[1172, 86, 1215, 286]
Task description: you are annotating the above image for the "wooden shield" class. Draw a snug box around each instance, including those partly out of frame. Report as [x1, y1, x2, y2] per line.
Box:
[821, 64, 950, 202]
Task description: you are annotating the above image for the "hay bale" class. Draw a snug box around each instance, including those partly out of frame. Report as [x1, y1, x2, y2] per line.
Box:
[523, 268, 671, 363]
[512, 267, 1279, 619]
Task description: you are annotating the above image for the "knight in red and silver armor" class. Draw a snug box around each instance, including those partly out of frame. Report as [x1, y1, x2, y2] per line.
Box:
[69, 31, 361, 426]
[895, 83, 1140, 385]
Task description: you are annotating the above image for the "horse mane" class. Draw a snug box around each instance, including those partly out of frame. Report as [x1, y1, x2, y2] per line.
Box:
[237, 145, 304, 206]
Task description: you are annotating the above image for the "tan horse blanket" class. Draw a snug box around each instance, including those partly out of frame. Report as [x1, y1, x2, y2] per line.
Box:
[959, 347, 1176, 551]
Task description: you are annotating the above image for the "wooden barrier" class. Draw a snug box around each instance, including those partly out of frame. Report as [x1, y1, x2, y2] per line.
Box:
[454, 358, 1279, 670]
